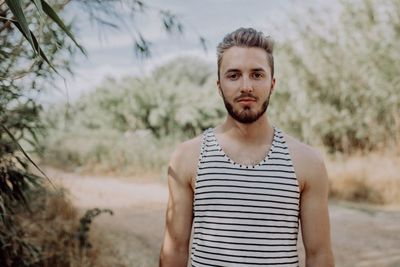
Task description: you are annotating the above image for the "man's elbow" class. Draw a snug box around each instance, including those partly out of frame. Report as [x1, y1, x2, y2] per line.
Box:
[306, 249, 335, 267]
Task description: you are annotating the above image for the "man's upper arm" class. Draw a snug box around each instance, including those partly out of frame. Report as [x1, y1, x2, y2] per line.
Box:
[160, 139, 200, 266]
[164, 144, 195, 248]
[299, 149, 334, 266]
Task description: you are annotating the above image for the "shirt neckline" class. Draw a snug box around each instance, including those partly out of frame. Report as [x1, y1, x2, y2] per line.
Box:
[210, 126, 278, 169]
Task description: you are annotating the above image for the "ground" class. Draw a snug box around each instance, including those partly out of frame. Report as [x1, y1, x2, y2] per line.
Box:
[47, 168, 400, 267]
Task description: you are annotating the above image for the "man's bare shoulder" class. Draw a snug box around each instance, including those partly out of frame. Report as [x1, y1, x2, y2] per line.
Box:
[169, 134, 203, 185]
[282, 132, 323, 162]
[282, 132, 327, 191]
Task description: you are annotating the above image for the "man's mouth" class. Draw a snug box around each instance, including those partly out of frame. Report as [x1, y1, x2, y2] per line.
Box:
[237, 97, 256, 103]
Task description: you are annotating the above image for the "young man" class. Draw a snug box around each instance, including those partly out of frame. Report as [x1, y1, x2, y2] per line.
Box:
[159, 28, 334, 267]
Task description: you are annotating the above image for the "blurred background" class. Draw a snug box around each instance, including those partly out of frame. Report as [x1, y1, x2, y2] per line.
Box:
[1, 0, 399, 266]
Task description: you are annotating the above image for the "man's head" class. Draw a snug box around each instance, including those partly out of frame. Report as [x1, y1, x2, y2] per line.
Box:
[216, 28, 275, 124]
[217, 27, 274, 81]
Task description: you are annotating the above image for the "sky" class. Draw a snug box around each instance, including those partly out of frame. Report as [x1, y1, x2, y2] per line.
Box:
[43, 0, 333, 105]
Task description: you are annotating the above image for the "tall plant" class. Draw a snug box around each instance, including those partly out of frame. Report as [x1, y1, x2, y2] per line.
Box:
[272, 0, 400, 153]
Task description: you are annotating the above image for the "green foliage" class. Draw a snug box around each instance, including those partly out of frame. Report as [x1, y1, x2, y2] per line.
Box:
[3, 0, 83, 71]
[1, 0, 76, 222]
[271, 0, 400, 152]
[126, 58, 224, 138]
[0, 1, 83, 266]
[47, 57, 224, 139]
[40, 57, 225, 173]
[1, 0, 71, 210]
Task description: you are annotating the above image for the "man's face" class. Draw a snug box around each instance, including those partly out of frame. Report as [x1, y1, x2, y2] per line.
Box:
[217, 46, 275, 124]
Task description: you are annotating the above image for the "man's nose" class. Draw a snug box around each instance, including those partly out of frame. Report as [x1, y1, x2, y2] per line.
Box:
[240, 76, 253, 93]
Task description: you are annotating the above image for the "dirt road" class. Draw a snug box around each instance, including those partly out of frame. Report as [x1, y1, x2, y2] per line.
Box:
[49, 169, 400, 267]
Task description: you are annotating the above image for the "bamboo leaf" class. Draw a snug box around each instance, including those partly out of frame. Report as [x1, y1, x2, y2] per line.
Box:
[5, 0, 36, 53]
[26, 126, 40, 146]
[10, 19, 58, 73]
[41, 0, 86, 55]
[31, 0, 43, 14]
[1, 124, 55, 188]
[15, 155, 29, 170]
[22, 172, 43, 188]
[8, 171, 31, 212]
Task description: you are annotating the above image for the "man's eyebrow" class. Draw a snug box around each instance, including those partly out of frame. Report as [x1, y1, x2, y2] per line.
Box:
[224, 69, 240, 75]
[252, 68, 266, 72]
[224, 68, 266, 75]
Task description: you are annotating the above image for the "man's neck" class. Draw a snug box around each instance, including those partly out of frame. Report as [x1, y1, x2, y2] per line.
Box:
[218, 114, 274, 144]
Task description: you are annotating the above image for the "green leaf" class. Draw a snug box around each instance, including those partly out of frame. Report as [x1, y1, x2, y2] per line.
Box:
[10, 19, 58, 73]
[22, 172, 43, 188]
[26, 126, 40, 145]
[1, 125, 54, 188]
[15, 155, 29, 170]
[5, 0, 36, 53]
[31, 0, 43, 14]
[41, 0, 86, 55]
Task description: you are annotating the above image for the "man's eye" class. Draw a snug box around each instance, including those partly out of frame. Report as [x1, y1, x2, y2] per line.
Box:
[228, 74, 238, 79]
[253, 73, 263, 79]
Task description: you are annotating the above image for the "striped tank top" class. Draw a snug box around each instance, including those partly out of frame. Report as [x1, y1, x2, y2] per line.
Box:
[191, 126, 300, 267]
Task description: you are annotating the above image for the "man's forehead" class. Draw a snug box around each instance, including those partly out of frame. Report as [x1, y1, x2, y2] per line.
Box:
[220, 46, 270, 71]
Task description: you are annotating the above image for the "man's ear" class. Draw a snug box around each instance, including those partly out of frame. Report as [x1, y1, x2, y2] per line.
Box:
[270, 78, 276, 93]
[216, 80, 222, 97]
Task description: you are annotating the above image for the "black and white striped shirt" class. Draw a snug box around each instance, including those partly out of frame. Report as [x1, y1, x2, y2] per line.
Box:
[191, 126, 300, 266]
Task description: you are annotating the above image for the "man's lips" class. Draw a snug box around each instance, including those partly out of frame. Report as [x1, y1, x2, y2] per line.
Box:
[237, 97, 256, 103]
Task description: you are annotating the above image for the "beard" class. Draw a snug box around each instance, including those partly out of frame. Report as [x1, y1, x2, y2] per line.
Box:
[221, 90, 271, 124]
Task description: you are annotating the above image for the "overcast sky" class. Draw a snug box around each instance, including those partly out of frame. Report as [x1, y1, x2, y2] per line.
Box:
[43, 0, 333, 104]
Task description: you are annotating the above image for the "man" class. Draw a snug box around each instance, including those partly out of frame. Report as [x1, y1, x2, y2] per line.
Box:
[159, 27, 334, 267]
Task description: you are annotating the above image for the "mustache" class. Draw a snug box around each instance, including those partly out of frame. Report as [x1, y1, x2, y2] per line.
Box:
[234, 93, 258, 102]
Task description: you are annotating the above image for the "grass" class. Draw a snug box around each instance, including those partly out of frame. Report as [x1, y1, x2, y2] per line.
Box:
[41, 128, 400, 205]
[326, 150, 400, 205]
[40, 129, 175, 177]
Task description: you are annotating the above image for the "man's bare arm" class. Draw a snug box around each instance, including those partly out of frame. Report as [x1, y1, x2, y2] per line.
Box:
[300, 149, 335, 267]
[159, 139, 199, 267]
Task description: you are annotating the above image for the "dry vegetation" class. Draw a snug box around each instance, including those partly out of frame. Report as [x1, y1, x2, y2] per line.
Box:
[0, 187, 127, 267]
[326, 150, 400, 205]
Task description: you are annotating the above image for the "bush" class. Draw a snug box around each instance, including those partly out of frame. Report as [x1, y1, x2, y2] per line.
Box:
[0, 187, 117, 267]
[41, 129, 176, 175]
[271, 0, 400, 152]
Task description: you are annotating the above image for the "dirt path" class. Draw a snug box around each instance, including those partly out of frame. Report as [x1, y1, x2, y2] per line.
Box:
[48, 168, 400, 267]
